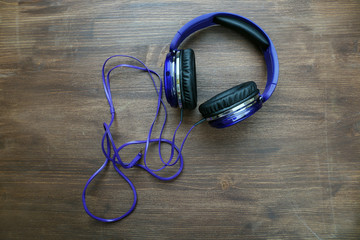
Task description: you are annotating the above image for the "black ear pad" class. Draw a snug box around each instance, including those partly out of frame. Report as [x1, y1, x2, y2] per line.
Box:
[180, 49, 197, 110]
[198, 81, 259, 118]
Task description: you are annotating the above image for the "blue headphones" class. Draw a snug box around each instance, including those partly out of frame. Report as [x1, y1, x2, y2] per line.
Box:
[164, 12, 279, 128]
[83, 12, 279, 223]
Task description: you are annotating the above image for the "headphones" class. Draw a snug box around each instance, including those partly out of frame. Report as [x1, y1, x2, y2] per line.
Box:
[83, 12, 279, 223]
[164, 12, 279, 128]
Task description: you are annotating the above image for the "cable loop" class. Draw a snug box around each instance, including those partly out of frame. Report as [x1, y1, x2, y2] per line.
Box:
[82, 55, 205, 222]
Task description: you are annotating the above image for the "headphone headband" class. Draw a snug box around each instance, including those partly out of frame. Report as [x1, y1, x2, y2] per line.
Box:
[169, 12, 279, 102]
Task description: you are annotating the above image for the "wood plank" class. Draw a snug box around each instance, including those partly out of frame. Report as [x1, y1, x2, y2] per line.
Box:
[1, 1, 359, 239]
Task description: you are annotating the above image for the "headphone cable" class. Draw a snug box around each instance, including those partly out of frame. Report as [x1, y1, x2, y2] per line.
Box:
[82, 55, 205, 222]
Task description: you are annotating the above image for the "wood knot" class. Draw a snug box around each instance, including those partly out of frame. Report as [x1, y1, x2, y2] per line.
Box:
[219, 175, 234, 190]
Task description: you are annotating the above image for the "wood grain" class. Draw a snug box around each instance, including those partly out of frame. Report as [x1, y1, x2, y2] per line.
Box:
[1, 0, 359, 239]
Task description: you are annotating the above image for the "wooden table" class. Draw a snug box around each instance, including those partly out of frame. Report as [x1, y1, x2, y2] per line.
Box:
[1, 1, 359, 239]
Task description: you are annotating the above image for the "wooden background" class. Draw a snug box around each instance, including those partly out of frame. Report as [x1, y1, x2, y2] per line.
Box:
[1, 0, 359, 239]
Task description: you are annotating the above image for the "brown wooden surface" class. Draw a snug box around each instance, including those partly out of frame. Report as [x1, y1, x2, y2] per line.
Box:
[1, 1, 360, 239]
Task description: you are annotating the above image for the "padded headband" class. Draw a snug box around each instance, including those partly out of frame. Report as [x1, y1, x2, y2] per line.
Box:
[169, 12, 279, 102]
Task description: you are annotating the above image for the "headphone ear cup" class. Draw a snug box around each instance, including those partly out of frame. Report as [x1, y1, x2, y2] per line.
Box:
[199, 81, 259, 118]
[180, 49, 197, 110]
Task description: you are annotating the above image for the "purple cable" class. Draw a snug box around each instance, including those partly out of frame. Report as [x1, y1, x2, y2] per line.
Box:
[82, 55, 205, 222]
